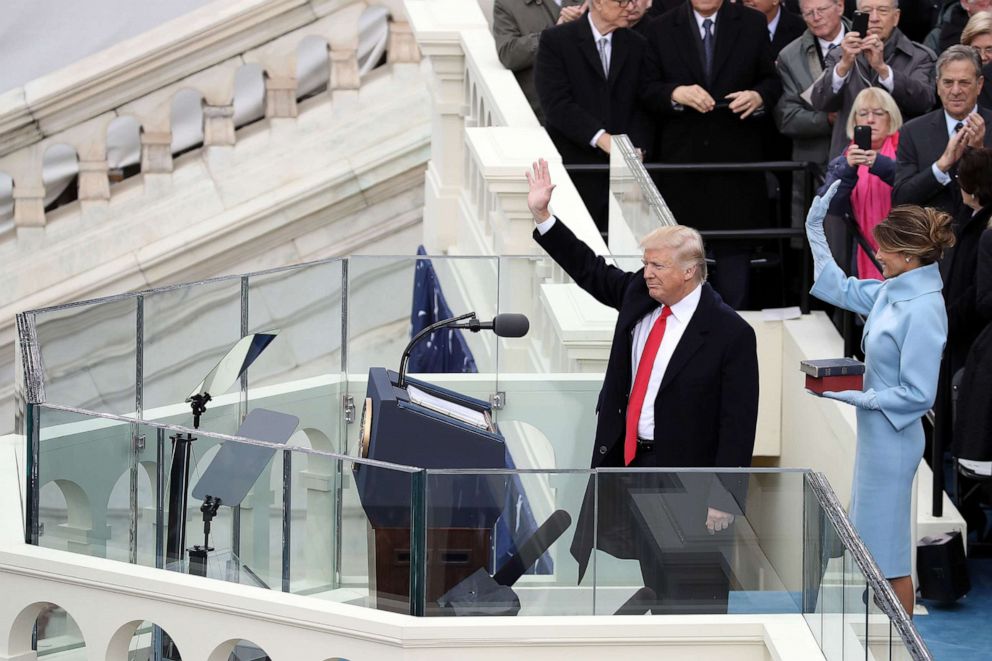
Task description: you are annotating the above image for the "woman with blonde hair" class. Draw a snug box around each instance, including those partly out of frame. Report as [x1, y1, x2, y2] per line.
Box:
[819, 87, 903, 279]
[807, 183, 955, 617]
[961, 11, 992, 66]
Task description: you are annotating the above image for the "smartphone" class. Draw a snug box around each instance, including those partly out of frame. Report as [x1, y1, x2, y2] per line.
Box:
[854, 124, 872, 151]
[851, 11, 869, 37]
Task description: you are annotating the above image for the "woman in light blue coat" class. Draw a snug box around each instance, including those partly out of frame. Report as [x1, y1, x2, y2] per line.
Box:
[806, 182, 955, 616]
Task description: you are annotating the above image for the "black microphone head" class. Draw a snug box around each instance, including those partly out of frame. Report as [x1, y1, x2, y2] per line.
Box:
[492, 313, 529, 338]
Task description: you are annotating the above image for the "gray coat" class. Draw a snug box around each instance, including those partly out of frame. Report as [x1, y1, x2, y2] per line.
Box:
[810, 28, 936, 159]
[774, 26, 846, 226]
[493, 0, 584, 122]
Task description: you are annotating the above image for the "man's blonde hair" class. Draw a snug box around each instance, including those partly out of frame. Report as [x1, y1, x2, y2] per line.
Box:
[640, 225, 708, 283]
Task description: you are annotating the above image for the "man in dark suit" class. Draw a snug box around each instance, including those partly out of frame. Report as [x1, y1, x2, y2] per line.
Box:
[526, 158, 760, 614]
[492, 0, 587, 123]
[893, 45, 992, 214]
[640, 0, 781, 308]
[536, 0, 655, 234]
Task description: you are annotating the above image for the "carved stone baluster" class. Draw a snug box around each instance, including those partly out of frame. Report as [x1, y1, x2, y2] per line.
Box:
[330, 49, 360, 105]
[203, 104, 236, 146]
[264, 77, 299, 119]
[77, 159, 110, 202]
[140, 131, 173, 174]
[387, 21, 421, 64]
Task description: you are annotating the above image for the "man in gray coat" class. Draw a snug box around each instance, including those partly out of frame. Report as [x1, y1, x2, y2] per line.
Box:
[775, 0, 848, 227]
[809, 0, 935, 158]
[493, 0, 587, 122]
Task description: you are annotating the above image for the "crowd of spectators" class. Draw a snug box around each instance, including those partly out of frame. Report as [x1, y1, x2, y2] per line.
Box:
[493, 0, 992, 544]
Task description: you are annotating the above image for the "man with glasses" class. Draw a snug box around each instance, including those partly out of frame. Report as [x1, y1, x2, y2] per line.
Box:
[493, 0, 587, 123]
[810, 0, 935, 158]
[775, 0, 849, 232]
[535, 0, 655, 234]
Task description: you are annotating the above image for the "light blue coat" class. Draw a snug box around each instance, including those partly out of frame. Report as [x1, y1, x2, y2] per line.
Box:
[807, 192, 947, 578]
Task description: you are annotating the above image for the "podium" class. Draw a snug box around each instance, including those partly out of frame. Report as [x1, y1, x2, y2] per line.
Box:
[354, 368, 507, 613]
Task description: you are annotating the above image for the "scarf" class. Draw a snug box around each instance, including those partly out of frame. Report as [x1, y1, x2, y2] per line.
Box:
[850, 132, 898, 280]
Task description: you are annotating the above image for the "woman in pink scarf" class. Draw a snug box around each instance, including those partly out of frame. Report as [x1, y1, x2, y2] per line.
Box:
[819, 88, 904, 280]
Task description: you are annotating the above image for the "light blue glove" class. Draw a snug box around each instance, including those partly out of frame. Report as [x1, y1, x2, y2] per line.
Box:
[806, 180, 842, 279]
[822, 389, 880, 410]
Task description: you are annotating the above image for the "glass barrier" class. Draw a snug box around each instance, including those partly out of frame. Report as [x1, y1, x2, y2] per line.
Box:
[30, 403, 422, 614]
[608, 134, 673, 265]
[31, 297, 138, 415]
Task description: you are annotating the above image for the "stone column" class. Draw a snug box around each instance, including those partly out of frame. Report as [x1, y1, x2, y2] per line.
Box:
[77, 160, 110, 202]
[203, 104, 236, 146]
[387, 21, 421, 64]
[12, 183, 45, 228]
[140, 131, 173, 174]
[265, 77, 299, 119]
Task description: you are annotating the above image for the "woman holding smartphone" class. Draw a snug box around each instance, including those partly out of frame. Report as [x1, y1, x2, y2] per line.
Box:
[819, 87, 903, 279]
[807, 184, 955, 617]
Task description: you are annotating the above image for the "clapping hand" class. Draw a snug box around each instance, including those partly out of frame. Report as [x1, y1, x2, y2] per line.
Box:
[558, 1, 589, 24]
[526, 159, 555, 222]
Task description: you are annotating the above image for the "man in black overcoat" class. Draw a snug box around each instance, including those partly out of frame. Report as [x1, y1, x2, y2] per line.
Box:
[640, 0, 781, 307]
[526, 159, 759, 613]
[535, 0, 655, 233]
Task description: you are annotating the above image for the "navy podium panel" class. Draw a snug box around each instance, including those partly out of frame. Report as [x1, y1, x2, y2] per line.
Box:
[355, 368, 507, 529]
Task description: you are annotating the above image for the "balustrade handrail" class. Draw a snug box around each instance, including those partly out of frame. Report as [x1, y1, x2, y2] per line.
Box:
[565, 160, 814, 174]
[0, 0, 360, 158]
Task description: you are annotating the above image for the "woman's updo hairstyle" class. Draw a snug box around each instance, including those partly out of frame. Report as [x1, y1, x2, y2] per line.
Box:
[873, 205, 956, 265]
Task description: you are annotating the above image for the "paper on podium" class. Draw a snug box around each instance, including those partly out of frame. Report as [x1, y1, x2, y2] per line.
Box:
[407, 384, 491, 430]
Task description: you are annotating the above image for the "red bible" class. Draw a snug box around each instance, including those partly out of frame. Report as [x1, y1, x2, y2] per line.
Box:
[801, 358, 865, 394]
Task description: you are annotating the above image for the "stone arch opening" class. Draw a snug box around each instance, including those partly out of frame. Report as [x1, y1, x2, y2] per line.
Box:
[107, 618, 184, 660]
[296, 35, 330, 101]
[106, 115, 142, 185]
[8, 601, 85, 659]
[38, 479, 92, 551]
[170, 88, 205, 157]
[42, 142, 79, 212]
[359, 5, 390, 76]
[233, 63, 266, 129]
[207, 638, 271, 661]
[0, 170, 13, 235]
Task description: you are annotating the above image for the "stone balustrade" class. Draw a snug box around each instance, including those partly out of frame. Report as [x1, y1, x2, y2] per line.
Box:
[0, 0, 421, 235]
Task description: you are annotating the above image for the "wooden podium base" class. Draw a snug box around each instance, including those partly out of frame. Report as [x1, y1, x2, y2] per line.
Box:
[370, 527, 492, 614]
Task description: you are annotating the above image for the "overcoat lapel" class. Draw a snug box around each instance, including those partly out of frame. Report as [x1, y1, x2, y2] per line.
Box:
[672, 7, 706, 85]
[608, 29, 630, 85]
[577, 19, 608, 80]
[710, 3, 741, 86]
[657, 286, 713, 393]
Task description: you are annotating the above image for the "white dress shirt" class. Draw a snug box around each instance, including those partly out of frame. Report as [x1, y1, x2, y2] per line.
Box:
[817, 26, 845, 58]
[630, 284, 702, 439]
[588, 13, 613, 148]
[767, 6, 781, 41]
[693, 9, 717, 39]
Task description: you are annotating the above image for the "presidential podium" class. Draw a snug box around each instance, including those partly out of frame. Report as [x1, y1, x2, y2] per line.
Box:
[354, 367, 507, 613]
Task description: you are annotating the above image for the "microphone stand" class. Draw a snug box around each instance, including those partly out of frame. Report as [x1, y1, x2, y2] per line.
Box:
[397, 311, 479, 388]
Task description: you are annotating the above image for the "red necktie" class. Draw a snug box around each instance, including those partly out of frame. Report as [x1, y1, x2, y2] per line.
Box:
[624, 306, 673, 466]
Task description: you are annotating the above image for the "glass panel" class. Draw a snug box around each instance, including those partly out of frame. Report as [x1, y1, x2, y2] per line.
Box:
[608, 134, 671, 261]
[246, 260, 344, 453]
[842, 549, 869, 661]
[867, 585, 893, 661]
[34, 298, 137, 414]
[423, 468, 591, 616]
[36, 405, 133, 559]
[142, 278, 242, 430]
[494, 254, 624, 469]
[593, 469, 806, 617]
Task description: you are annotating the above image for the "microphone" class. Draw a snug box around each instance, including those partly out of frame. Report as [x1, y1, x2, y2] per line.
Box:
[493, 509, 572, 587]
[397, 311, 530, 387]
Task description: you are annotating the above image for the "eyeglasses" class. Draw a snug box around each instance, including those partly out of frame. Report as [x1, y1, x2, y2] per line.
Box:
[857, 4, 896, 16]
[855, 108, 889, 118]
[801, 4, 838, 18]
[973, 45, 992, 58]
[613, 0, 635, 7]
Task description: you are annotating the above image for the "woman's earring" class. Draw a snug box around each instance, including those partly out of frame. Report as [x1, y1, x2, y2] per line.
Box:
[905, 256, 911, 263]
